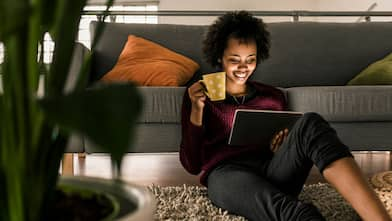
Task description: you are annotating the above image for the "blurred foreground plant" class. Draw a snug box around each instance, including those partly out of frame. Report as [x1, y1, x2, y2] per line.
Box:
[0, 1, 142, 220]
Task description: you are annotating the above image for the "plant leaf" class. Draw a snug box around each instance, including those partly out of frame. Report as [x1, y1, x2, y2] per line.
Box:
[73, 0, 114, 93]
[0, 94, 2, 135]
[0, 95, 3, 155]
[0, 1, 29, 40]
[39, 83, 143, 167]
[0, 1, 3, 40]
[39, 0, 58, 33]
[0, 168, 7, 221]
[47, 0, 86, 96]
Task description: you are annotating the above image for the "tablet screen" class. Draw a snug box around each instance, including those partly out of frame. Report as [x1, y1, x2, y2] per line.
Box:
[228, 109, 303, 146]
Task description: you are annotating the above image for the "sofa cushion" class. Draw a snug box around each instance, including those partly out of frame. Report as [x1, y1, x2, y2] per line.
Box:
[286, 86, 392, 122]
[137, 86, 186, 123]
[348, 52, 392, 85]
[101, 35, 199, 86]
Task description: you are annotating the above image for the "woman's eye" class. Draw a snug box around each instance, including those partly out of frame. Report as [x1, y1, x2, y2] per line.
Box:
[229, 59, 240, 64]
[246, 59, 256, 64]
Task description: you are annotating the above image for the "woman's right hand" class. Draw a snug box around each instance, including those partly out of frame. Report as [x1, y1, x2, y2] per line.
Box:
[188, 81, 206, 126]
[188, 81, 207, 111]
[270, 128, 289, 153]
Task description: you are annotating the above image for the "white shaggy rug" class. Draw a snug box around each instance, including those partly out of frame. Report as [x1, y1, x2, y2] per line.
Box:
[148, 183, 392, 221]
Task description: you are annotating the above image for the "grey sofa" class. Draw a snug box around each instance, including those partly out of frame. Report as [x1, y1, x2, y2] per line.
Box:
[69, 21, 392, 153]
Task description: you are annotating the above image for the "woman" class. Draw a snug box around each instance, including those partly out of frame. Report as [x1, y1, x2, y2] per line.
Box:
[180, 10, 390, 221]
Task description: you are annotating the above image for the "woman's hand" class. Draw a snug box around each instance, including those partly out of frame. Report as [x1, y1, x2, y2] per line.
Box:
[188, 81, 207, 126]
[270, 128, 289, 153]
[188, 81, 207, 111]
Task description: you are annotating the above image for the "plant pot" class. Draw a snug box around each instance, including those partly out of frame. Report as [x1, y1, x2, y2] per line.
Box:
[59, 176, 156, 221]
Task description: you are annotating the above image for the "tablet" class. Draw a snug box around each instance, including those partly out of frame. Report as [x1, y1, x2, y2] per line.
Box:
[228, 109, 304, 146]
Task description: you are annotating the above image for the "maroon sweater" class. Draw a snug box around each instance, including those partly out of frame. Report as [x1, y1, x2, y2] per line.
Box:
[180, 81, 287, 186]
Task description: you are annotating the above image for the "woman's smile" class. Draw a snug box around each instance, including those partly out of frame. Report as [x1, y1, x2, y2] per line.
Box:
[233, 71, 248, 80]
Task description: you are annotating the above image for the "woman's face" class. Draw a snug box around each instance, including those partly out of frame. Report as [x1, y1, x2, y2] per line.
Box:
[222, 37, 257, 88]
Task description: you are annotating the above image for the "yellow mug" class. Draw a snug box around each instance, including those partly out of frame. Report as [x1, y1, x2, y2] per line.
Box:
[199, 72, 226, 101]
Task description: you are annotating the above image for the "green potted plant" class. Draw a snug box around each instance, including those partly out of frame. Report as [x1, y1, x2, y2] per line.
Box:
[0, 0, 154, 220]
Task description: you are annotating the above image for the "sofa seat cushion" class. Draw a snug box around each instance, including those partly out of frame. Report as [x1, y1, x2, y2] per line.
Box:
[85, 123, 181, 153]
[330, 122, 392, 150]
[138, 86, 186, 123]
[286, 86, 392, 122]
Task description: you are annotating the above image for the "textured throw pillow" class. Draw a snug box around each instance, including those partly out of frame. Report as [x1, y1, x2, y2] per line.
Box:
[101, 35, 200, 86]
[348, 53, 392, 85]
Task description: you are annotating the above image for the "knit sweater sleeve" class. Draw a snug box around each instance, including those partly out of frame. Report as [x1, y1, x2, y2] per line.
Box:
[179, 90, 203, 175]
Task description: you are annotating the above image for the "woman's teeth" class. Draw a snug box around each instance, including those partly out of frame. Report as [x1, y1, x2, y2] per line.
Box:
[234, 73, 247, 78]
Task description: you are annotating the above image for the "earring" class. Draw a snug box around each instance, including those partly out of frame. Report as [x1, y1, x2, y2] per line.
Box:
[217, 58, 221, 63]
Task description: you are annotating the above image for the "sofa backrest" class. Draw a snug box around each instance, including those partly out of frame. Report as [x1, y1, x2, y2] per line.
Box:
[90, 21, 392, 87]
[257, 22, 392, 87]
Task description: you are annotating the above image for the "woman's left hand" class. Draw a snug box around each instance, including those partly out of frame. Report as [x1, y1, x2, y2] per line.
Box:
[270, 128, 289, 153]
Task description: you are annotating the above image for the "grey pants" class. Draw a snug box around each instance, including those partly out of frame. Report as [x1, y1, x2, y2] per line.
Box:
[207, 112, 353, 221]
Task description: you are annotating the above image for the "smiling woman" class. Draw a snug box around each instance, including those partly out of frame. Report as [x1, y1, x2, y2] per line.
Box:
[181, 10, 392, 221]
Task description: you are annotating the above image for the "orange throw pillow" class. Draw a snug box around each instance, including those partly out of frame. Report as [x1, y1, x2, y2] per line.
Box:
[101, 35, 200, 86]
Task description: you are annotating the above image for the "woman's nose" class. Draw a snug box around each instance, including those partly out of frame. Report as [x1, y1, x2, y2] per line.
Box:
[238, 62, 248, 70]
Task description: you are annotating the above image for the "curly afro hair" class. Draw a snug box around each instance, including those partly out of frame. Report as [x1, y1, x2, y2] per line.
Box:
[202, 10, 270, 68]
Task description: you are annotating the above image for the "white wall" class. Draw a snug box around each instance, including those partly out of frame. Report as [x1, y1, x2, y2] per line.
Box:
[315, 1, 392, 22]
[316, 0, 392, 11]
[157, 0, 392, 24]
[158, 0, 317, 24]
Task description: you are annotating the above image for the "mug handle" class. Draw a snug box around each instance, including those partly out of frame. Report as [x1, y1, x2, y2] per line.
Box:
[198, 79, 210, 98]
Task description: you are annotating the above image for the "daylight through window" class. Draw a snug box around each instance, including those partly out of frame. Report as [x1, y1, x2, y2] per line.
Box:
[0, 4, 158, 64]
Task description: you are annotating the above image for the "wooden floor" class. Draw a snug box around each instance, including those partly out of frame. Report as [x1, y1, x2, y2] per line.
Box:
[65, 151, 392, 187]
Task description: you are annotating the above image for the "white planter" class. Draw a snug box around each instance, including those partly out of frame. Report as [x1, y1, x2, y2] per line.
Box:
[59, 176, 156, 221]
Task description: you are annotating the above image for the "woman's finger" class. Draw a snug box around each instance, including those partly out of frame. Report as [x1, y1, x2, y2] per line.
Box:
[189, 86, 203, 95]
[276, 136, 283, 146]
[189, 82, 205, 93]
[270, 136, 276, 150]
[193, 91, 206, 98]
[271, 132, 279, 147]
[189, 84, 207, 101]
[283, 128, 289, 138]
[272, 144, 278, 151]
[198, 80, 208, 92]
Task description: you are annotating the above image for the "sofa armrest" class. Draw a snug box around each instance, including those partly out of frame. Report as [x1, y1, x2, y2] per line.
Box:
[65, 42, 91, 93]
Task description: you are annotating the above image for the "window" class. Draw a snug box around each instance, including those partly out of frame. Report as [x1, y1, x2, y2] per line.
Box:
[0, 3, 158, 64]
[79, 4, 158, 50]
[0, 43, 3, 64]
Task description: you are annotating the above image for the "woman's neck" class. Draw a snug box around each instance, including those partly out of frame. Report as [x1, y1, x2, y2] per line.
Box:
[226, 83, 248, 97]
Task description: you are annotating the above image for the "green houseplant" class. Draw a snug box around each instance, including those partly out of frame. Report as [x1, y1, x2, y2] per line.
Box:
[0, 0, 146, 220]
